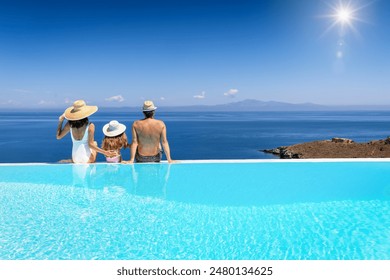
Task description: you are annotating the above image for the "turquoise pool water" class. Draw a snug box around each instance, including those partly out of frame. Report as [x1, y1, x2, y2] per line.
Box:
[0, 160, 389, 260]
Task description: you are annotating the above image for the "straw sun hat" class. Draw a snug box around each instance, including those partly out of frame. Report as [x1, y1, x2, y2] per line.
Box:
[142, 100, 157, 111]
[64, 100, 98, 121]
[102, 120, 126, 137]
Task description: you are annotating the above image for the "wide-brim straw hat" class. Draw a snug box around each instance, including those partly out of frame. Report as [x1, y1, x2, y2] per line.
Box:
[142, 100, 157, 111]
[102, 120, 126, 137]
[64, 100, 98, 121]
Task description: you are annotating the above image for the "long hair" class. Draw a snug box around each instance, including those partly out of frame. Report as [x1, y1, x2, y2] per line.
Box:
[69, 117, 89, 129]
[102, 132, 128, 151]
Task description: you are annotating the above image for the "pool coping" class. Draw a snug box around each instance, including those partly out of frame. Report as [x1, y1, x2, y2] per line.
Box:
[1, 158, 390, 166]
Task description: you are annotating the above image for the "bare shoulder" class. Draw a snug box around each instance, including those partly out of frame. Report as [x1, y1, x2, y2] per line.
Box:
[154, 119, 165, 127]
[132, 120, 141, 127]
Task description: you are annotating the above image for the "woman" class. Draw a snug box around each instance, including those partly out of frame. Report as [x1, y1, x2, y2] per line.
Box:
[56, 100, 116, 163]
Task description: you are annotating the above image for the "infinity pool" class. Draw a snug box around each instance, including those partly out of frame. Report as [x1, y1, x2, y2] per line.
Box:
[0, 160, 389, 259]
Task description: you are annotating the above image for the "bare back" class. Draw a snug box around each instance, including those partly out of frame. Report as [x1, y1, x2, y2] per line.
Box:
[133, 118, 164, 156]
[70, 125, 88, 141]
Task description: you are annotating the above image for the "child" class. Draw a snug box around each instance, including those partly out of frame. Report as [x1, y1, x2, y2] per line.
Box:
[101, 120, 128, 163]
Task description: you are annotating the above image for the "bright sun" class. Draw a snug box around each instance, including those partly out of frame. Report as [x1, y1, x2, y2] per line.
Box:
[320, 0, 373, 59]
[337, 8, 352, 24]
[320, 0, 368, 38]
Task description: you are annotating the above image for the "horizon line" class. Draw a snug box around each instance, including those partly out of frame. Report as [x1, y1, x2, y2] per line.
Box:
[2, 98, 390, 110]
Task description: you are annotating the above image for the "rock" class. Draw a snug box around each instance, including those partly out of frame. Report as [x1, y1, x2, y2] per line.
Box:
[263, 146, 302, 158]
[331, 137, 354, 144]
[279, 148, 302, 159]
[262, 147, 286, 155]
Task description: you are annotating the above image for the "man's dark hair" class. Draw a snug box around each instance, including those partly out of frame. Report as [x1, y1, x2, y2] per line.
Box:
[69, 117, 89, 128]
[143, 110, 155, 119]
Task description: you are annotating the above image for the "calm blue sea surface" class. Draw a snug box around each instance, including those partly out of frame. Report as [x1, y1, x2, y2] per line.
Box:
[1, 110, 390, 163]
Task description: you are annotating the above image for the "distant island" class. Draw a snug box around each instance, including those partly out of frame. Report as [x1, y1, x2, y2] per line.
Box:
[3, 99, 390, 112]
[100, 99, 390, 112]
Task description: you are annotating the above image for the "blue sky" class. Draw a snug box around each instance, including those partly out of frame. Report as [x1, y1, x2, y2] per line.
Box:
[0, 0, 389, 108]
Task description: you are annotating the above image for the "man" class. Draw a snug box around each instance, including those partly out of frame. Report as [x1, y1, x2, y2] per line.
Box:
[128, 101, 174, 163]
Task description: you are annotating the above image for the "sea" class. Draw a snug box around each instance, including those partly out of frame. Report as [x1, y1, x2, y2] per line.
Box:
[1, 110, 390, 163]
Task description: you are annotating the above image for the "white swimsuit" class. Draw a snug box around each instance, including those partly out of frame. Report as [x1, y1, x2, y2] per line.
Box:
[70, 125, 92, 163]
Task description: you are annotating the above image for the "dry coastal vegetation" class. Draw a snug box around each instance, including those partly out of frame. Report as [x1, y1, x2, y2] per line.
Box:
[263, 137, 390, 159]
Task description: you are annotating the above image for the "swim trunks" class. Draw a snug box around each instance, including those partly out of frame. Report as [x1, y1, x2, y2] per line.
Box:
[135, 150, 162, 163]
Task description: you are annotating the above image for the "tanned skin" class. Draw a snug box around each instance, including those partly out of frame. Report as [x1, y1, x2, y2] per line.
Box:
[125, 111, 174, 163]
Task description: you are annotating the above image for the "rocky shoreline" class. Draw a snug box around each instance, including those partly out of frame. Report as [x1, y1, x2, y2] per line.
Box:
[263, 137, 390, 159]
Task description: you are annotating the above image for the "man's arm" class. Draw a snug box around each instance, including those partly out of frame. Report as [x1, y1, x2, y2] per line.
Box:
[129, 123, 138, 163]
[161, 123, 173, 163]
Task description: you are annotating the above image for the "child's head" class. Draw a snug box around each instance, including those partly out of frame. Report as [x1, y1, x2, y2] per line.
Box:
[102, 121, 128, 151]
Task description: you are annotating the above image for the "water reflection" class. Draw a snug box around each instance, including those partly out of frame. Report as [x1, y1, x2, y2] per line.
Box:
[71, 163, 172, 200]
[71, 164, 96, 188]
[70, 162, 390, 207]
[129, 163, 171, 199]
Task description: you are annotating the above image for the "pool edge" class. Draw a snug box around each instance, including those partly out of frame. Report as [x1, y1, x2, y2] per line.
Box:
[1, 158, 390, 166]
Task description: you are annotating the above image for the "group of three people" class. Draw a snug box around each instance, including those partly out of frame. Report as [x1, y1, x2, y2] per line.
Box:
[56, 100, 174, 164]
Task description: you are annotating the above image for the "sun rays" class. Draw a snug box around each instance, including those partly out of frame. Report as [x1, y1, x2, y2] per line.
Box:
[320, 0, 374, 61]
[321, 0, 376, 37]
[336, 6, 353, 24]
